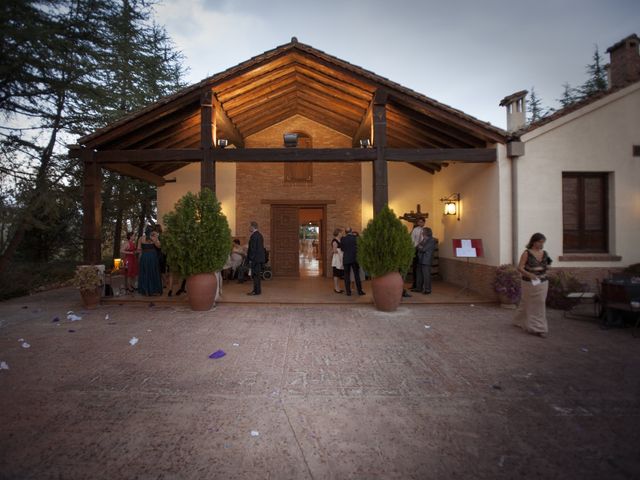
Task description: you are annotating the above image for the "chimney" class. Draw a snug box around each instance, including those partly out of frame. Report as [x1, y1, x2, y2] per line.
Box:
[606, 34, 640, 89]
[499, 90, 528, 132]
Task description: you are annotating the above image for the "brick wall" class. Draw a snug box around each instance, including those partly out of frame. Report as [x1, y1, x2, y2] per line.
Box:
[237, 115, 361, 276]
[609, 38, 640, 89]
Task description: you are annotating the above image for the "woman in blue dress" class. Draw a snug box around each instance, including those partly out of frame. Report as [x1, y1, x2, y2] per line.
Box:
[137, 226, 163, 296]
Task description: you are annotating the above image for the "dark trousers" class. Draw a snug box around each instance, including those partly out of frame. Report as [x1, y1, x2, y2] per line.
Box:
[343, 262, 363, 295]
[416, 264, 432, 293]
[411, 254, 419, 288]
[251, 262, 262, 294]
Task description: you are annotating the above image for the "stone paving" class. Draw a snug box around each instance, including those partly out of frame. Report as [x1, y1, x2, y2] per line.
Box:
[0, 288, 639, 479]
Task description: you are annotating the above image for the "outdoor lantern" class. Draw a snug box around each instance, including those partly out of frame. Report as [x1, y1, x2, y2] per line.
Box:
[114, 258, 122, 270]
[216, 138, 228, 148]
[283, 132, 298, 148]
[440, 193, 460, 221]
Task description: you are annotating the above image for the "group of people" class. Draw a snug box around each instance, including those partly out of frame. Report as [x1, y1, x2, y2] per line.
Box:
[120, 224, 169, 297]
[331, 227, 366, 296]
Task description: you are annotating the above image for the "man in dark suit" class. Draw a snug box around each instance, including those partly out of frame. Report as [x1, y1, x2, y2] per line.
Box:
[247, 221, 265, 295]
[341, 227, 365, 296]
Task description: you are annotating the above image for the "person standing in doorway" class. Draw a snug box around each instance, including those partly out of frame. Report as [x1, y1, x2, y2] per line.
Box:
[514, 233, 552, 338]
[331, 228, 344, 293]
[414, 227, 436, 294]
[341, 227, 365, 296]
[247, 221, 265, 296]
[411, 218, 426, 289]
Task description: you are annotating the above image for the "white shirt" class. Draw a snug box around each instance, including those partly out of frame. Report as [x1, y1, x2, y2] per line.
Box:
[411, 226, 423, 247]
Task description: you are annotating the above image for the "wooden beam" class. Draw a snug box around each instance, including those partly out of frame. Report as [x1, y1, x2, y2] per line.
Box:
[103, 163, 166, 186]
[201, 90, 215, 192]
[81, 148, 102, 264]
[352, 101, 372, 147]
[212, 92, 244, 148]
[212, 148, 377, 162]
[373, 91, 388, 215]
[95, 149, 203, 163]
[385, 148, 497, 163]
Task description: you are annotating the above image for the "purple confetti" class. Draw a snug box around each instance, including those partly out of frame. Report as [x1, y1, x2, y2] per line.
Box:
[52, 317, 60, 323]
[68, 329, 76, 333]
[209, 350, 226, 359]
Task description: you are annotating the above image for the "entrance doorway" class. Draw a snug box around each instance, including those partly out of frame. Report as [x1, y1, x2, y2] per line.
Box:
[270, 204, 325, 278]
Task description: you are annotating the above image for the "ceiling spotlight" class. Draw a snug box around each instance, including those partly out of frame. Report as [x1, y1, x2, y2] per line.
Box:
[216, 138, 228, 148]
[359, 138, 371, 148]
[283, 133, 298, 148]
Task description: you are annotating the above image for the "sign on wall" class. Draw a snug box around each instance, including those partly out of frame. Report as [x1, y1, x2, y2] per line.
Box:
[452, 239, 483, 258]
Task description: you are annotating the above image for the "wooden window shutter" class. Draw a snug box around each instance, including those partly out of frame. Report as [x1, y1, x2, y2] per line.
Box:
[284, 134, 313, 183]
[562, 173, 608, 253]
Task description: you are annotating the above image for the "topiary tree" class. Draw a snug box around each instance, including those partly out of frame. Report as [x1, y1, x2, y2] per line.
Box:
[357, 205, 415, 278]
[162, 189, 232, 278]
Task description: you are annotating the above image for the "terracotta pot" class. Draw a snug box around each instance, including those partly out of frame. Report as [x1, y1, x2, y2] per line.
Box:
[498, 292, 518, 309]
[186, 273, 217, 311]
[80, 287, 101, 309]
[371, 272, 404, 312]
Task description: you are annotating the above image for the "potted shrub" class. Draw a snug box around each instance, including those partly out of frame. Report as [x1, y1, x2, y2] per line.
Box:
[357, 205, 415, 311]
[493, 264, 521, 308]
[546, 271, 586, 310]
[73, 265, 102, 309]
[162, 189, 231, 311]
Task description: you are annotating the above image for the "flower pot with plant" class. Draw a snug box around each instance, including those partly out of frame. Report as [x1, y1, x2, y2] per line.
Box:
[493, 264, 521, 308]
[357, 205, 415, 312]
[162, 189, 232, 311]
[74, 265, 103, 309]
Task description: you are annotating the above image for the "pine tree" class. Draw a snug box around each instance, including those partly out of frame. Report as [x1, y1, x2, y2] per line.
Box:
[579, 45, 608, 98]
[527, 87, 546, 123]
[557, 82, 579, 108]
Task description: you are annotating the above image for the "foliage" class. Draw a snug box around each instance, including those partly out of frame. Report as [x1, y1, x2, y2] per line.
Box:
[623, 263, 640, 275]
[162, 189, 232, 278]
[357, 205, 414, 278]
[527, 87, 549, 123]
[579, 45, 608, 97]
[492, 264, 521, 303]
[557, 82, 580, 109]
[546, 270, 586, 310]
[72, 265, 102, 292]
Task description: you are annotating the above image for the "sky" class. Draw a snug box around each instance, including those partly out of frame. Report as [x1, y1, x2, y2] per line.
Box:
[154, 0, 640, 130]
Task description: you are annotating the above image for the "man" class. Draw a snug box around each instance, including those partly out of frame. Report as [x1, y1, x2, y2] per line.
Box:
[414, 227, 437, 294]
[341, 227, 365, 296]
[247, 221, 265, 295]
[410, 217, 426, 289]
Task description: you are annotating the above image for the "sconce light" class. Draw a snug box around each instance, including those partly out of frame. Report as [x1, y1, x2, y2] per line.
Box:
[359, 138, 371, 148]
[113, 258, 122, 270]
[440, 193, 460, 221]
[216, 138, 228, 148]
[283, 132, 298, 148]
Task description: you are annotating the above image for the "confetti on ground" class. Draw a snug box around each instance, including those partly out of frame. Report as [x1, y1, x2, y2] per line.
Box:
[129, 337, 139, 346]
[424, 325, 431, 329]
[21, 342, 30, 349]
[209, 350, 226, 359]
[581, 347, 589, 353]
[105, 314, 109, 320]
[250, 430, 259, 437]
[52, 317, 60, 323]
[68, 329, 76, 333]
[232, 343, 240, 347]
[0, 361, 9, 370]
[18, 338, 24, 342]
[67, 313, 82, 321]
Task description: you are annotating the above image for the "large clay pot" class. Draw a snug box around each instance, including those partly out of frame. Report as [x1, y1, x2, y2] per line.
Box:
[371, 272, 404, 312]
[186, 273, 217, 311]
[498, 293, 519, 309]
[80, 287, 101, 309]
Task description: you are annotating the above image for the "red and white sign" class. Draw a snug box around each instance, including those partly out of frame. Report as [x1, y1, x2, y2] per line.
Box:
[452, 239, 483, 258]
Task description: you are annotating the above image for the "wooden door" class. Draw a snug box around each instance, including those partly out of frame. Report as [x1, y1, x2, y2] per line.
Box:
[271, 205, 300, 277]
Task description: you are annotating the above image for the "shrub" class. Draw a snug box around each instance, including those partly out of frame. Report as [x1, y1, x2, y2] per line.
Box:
[162, 189, 232, 278]
[357, 205, 415, 277]
[546, 270, 586, 310]
[73, 265, 102, 292]
[493, 264, 521, 303]
[624, 263, 640, 275]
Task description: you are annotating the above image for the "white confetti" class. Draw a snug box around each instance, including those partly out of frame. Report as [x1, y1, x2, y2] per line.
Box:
[424, 325, 431, 329]
[0, 361, 9, 370]
[232, 343, 240, 347]
[581, 347, 589, 353]
[105, 314, 110, 320]
[67, 313, 82, 321]
[21, 342, 30, 349]
[250, 430, 259, 437]
[129, 337, 139, 346]
[18, 338, 24, 342]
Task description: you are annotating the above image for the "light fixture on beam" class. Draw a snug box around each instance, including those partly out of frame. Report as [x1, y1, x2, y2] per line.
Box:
[359, 138, 371, 148]
[216, 138, 228, 148]
[440, 193, 460, 221]
[283, 132, 298, 148]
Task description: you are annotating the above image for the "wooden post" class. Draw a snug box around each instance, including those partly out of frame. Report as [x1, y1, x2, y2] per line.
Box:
[372, 90, 389, 215]
[200, 91, 216, 191]
[81, 148, 102, 264]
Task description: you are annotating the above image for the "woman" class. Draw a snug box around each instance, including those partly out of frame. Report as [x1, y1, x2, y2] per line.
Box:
[414, 227, 436, 294]
[154, 224, 168, 288]
[331, 228, 344, 293]
[120, 232, 138, 293]
[515, 233, 552, 338]
[137, 226, 163, 296]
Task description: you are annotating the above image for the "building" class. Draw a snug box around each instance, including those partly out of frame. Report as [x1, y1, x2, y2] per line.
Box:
[74, 35, 640, 297]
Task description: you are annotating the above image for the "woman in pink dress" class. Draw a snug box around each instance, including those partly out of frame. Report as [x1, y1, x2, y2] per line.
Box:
[120, 232, 139, 292]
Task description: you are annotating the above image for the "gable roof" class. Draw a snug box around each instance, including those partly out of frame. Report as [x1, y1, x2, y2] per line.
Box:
[78, 38, 506, 176]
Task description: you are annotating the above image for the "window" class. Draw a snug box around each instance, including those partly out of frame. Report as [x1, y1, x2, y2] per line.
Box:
[284, 133, 312, 183]
[562, 173, 608, 252]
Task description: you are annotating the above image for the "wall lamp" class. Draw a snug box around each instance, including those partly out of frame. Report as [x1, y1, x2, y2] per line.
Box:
[359, 138, 371, 148]
[216, 138, 228, 148]
[283, 132, 298, 148]
[440, 193, 460, 221]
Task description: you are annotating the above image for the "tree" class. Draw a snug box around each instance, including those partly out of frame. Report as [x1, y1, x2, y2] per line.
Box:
[527, 87, 546, 123]
[557, 82, 579, 109]
[579, 45, 608, 98]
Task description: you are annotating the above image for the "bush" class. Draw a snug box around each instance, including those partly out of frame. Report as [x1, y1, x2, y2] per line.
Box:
[0, 260, 77, 301]
[162, 189, 232, 278]
[624, 263, 640, 275]
[357, 205, 415, 278]
[546, 271, 586, 310]
[493, 264, 521, 303]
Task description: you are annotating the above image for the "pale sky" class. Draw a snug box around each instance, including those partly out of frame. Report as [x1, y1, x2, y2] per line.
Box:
[155, 0, 640, 129]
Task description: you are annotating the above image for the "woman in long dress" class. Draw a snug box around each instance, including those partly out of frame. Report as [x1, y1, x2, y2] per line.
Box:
[120, 232, 138, 293]
[137, 226, 163, 296]
[331, 228, 344, 293]
[515, 232, 552, 338]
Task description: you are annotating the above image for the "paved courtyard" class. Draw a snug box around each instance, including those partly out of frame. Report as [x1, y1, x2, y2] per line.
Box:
[1, 287, 639, 479]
